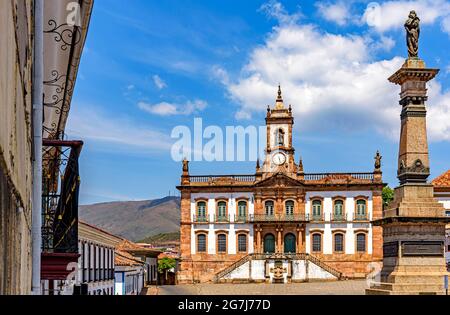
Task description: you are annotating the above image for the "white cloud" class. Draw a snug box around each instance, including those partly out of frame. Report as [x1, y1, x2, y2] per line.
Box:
[138, 99, 207, 116]
[223, 1, 450, 142]
[442, 15, 450, 35]
[362, 0, 450, 33]
[316, 2, 351, 26]
[259, 0, 302, 25]
[66, 105, 173, 152]
[152, 75, 167, 90]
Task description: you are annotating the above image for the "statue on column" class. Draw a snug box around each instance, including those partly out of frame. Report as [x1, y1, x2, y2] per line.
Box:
[405, 10, 420, 58]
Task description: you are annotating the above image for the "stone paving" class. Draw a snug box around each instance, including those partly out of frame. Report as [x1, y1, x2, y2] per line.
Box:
[147, 280, 368, 295]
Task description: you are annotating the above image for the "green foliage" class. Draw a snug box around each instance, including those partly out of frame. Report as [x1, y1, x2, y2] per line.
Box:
[158, 257, 176, 274]
[382, 186, 394, 209]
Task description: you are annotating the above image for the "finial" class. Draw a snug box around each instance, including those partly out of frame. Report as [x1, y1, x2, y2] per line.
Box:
[275, 84, 285, 110]
[289, 104, 292, 113]
[298, 157, 304, 173]
[256, 158, 261, 171]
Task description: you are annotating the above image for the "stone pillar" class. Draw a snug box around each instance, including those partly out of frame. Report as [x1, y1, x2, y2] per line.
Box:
[256, 225, 262, 254]
[366, 51, 450, 294]
[276, 226, 283, 253]
[296, 225, 302, 254]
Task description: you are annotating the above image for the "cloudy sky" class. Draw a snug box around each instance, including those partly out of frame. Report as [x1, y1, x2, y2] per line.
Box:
[67, 0, 450, 205]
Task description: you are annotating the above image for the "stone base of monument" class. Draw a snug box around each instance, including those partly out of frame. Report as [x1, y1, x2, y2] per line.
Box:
[366, 185, 450, 295]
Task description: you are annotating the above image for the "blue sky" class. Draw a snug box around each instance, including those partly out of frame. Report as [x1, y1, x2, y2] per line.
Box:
[67, 0, 450, 205]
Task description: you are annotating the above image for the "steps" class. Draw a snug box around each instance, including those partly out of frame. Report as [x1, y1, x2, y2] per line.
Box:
[214, 253, 343, 283]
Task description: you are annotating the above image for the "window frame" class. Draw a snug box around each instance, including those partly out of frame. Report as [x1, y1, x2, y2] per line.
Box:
[216, 200, 228, 222]
[265, 200, 275, 217]
[311, 198, 323, 220]
[355, 232, 367, 253]
[236, 232, 248, 253]
[311, 232, 323, 253]
[216, 231, 229, 254]
[333, 231, 345, 253]
[196, 232, 208, 253]
[196, 200, 208, 221]
[236, 200, 248, 220]
[285, 200, 295, 216]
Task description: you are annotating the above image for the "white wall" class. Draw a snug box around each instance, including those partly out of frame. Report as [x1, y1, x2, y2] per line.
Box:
[191, 192, 254, 255]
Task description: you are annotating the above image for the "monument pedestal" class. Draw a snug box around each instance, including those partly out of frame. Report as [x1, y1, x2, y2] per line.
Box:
[366, 185, 449, 295]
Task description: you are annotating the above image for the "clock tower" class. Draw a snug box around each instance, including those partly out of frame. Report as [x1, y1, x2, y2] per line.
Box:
[261, 86, 299, 178]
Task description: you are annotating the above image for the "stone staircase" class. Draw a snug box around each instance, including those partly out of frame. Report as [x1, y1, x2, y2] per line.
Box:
[214, 253, 343, 283]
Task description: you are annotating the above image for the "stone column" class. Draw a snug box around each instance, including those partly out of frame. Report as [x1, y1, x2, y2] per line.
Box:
[296, 225, 302, 254]
[366, 46, 449, 294]
[256, 225, 262, 254]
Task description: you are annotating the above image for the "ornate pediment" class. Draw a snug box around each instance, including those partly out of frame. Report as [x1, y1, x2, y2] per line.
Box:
[254, 172, 303, 188]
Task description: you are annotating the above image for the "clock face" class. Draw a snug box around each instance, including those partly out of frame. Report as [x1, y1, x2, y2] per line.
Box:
[272, 152, 286, 166]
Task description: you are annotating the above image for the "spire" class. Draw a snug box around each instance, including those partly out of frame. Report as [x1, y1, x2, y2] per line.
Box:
[256, 158, 261, 172]
[275, 84, 285, 110]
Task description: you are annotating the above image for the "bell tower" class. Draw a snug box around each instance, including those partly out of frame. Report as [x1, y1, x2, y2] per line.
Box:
[261, 86, 298, 177]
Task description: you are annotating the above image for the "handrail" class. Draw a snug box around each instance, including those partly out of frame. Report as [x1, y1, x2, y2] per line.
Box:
[187, 172, 376, 184]
[214, 254, 252, 282]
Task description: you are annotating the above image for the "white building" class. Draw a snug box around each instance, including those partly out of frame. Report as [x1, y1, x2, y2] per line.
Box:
[432, 170, 450, 268]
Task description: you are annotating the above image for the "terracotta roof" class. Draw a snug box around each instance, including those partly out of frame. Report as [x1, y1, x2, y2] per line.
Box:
[115, 249, 145, 267]
[79, 220, 124, 241]
[116, 239, 162, 257]
[432, 170, 450, 187]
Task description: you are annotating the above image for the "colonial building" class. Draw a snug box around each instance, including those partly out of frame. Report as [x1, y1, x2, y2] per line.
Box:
[177, 87, 384, 284]
[0, 0, 34, 295]
[432, 170, 450, 268]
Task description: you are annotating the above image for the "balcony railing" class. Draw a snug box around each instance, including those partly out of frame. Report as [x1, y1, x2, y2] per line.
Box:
[189, 175, 256, 184]
[353, 213, 370, 221]
[234, 215, 249, 223]
[250, 214, 310, 223]
[304, 173, 375, 181]
[310, 214, 324, 222]
[42, 139, 83, 254]
[331, 214, 348, 222]
[192, 215, 209, 223]
[214, 215, 230, 223]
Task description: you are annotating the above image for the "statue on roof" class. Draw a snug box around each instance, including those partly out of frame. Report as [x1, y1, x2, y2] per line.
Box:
[374, 151, 382, 171]
[405, 10, 420, 58]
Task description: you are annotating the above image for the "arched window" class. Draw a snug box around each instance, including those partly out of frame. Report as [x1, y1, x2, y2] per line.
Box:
[264, 234, 275, 253]
[356, 233, 366, 253]
[277, 128, 285, 146]
[217, 234, 227, 253]
[265, 201, 274, 216]
[312, 200, 322, 219]
[197, 234, 206, 253]
[217, 201, 227, 222]
[237, 201, 247, 219]
[334, 233, 344, 252]
[197, 201, 207, 218]
[356, 200, 367, 216]
[334, 200, 344, 217]
[312, 233, 322, 252]
[237, 234, 247, 253]
[285, 201, 294, 216]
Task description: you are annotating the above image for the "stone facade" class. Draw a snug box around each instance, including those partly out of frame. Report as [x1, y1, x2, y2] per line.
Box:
[177, 87, 384, 284]
[0, 0, 34, 295]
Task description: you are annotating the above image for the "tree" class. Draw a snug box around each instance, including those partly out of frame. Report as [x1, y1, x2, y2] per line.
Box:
[382, 186, 394, 209]
[158, 257, 177, 281]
